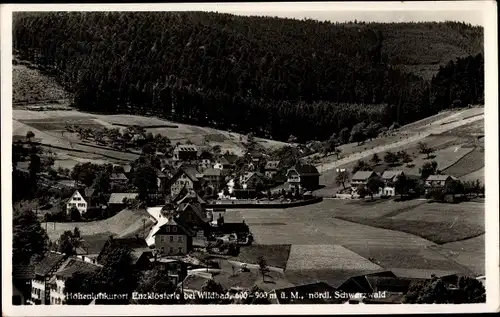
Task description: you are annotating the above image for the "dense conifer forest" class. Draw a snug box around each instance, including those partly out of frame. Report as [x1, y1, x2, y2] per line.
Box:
[13, 12, 484, 142]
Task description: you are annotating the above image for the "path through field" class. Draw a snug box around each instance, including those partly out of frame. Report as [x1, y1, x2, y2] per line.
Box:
[315, 110, 484, 174]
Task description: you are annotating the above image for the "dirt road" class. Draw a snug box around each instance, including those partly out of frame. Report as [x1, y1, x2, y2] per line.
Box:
[315, 112, 484, 174]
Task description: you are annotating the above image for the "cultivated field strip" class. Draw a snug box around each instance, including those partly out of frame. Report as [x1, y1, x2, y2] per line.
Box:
[315, 110, 484, 174]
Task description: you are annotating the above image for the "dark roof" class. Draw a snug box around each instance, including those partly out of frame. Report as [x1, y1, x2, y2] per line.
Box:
[34, 252, 66, 276]
[177, 190, 206, 205]
[78, 235, 112, 255]
[223, 153, 239, 164]
[108, 193, 138, 204]
[177, 203, 209, 223]
[173, 165, 200, 183]
[153, 218, 195, 236]
[365, 276, 422, 293]
[13, 264, 35, 280]
[274, 282, 339, 304]
[289, 164, 319, 176]
[351, 171, 378, 181]
[219, 222, 250, 234]
[202, 168, 221, 177]
[265, 160, 281, 170]
[426, 175, 456, 181]
[110, 173, 128, 181]
[381, 170, 404, 180]
[337, 271, 398, 293]
[55, 258, 101, 279]
[199, 151, 214, 159]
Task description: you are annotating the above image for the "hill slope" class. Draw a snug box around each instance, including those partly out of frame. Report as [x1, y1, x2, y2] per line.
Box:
[13, 12, 483, 142]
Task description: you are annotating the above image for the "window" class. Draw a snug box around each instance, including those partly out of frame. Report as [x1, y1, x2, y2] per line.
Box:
[166, 226, 170, 232]
[170, 236, 174, 242]
[178, 247, 182, 254]
[169, 248, 173, 254]
[178, 236, 183, 242]
[160, 236, 164, 242]
[161, 247, 164, 253]
[172, 226, 177, 233]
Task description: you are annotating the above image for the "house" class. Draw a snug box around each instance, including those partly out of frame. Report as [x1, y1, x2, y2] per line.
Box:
[173, 144, 198, 161]
[48, 257, 102, 305]
[213, 153, 238, 170]
[286, 164, 320, 191]
[336, 271, 421, 303]
[107, 193, 138, 214]
[198, 151, 214, 169]
[169, 165, 202, 198]
[270, 282, 340, 304]
[109, 172, 128, 186]
[153, 216, 195, 256]
[152, 257, 189, 285]
[12, 264, 35, 305]
[239, 172, 265, 189]
[201, 168, 223, 192]
[425, 175, 458, 193]
[264, 160, 281, 180]
[97, 235, 152, 270]
[66, 190, 89, 216]
[350, 171, 380, 188]
[31, 251, 67, 305]
[381, 170, 405, 196]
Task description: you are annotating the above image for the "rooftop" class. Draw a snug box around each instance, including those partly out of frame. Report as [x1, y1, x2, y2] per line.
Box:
[426, 175, 457, 181]
[351, 171, 378, 181]
[34, 251, 66, 277]
[110, 173, 128, 181]
[381, 170, 404, 180]
[108, 193, 139, 204]
[55, 258, 101, 279]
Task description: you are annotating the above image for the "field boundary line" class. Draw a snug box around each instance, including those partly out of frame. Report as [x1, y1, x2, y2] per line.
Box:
[442, 148, 484, 177]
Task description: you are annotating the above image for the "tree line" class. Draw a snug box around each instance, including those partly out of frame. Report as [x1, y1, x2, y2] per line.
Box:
[13, 12, 484, 142]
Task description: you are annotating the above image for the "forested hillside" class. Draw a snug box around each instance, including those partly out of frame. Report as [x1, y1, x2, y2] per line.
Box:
[13, 12, 484, 142]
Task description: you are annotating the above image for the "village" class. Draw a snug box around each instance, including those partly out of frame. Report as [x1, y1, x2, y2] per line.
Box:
[9, 9, 488, 307]
[12, 118, 486, 305]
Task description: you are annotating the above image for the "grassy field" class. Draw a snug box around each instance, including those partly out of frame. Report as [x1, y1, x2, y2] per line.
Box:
[13, 108, 290, 169]
[223, 198, 484, 276]
[429, 235, 485, 275]
[336, 201, 484, 244]
[42, 208, 154, 242]
[285, 244, 382, 271]
[12, 64, 70, 105]
[443, 148, 485, 177]
[229, 244, 291, 269]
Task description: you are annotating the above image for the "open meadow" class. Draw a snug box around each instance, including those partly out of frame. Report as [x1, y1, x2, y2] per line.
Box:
[222, 198, 483, 279]
[41, 208, 155, 242]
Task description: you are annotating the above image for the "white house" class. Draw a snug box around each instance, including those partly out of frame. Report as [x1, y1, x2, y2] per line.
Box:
[66, 190, 88, 215]
[381, 170, 405, 196]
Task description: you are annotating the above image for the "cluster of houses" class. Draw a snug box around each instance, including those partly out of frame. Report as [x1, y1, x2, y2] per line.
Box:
[14, 186, 256, 306]
[349, 169, 459, 198]
[66, 144, 320, 216]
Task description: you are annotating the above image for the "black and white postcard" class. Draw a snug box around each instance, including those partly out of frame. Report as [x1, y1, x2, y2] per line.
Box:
[1, 1, 498, 315]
